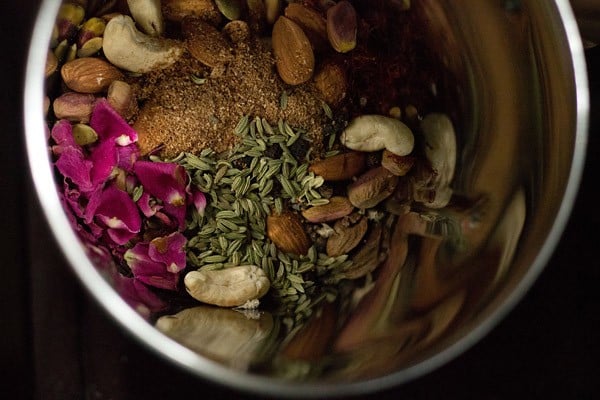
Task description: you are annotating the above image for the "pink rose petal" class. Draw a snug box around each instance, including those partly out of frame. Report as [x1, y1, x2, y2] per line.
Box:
[147, 232, 186, 273]
[87, 184, 141, 245]
[90, 99, 138, 146]
[192, 190, 207, 216]
[134, 161, 189, 229]
[125, 241, 181, 291]
[55, 146, 94, 192]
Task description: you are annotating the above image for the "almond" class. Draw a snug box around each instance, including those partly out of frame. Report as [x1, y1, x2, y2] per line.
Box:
[381, 149, 416, 176]
[267, 211, 312, 255]
[284, 3, 328, 51]
[61, 57, 123, 93]
[326, 214, 368, 256]
[272, 16, 315, 85]
[182, 16, 233, 68]
[309, 151, 365, 181]
[348, 166, 399, 209]
[301, 196, 354, 223]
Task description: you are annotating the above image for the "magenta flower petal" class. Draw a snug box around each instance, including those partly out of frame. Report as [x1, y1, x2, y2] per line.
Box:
[125, 241, 180, 291]
[117, 144, 139, 172]
[137, 191, 162, 218]
[87, 184, 141, 245]
[55, 146, 94, 192]
[51, 119, 77, 149]
[134, 161, 188, 206]
[134, 161, 189, 229]
[148, 232, 187, 273]
[192, 190, 207, 216]
[89, 137, 118, 187]
[90, 99, 138, 146]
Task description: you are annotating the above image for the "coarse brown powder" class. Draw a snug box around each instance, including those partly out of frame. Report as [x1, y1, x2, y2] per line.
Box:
[129, 37, 329, 158]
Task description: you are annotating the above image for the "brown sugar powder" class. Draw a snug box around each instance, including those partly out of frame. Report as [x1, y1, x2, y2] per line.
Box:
[130, 38, 329, 158]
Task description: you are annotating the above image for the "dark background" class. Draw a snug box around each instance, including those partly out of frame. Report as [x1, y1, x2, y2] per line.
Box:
[2, 1, 599, 399]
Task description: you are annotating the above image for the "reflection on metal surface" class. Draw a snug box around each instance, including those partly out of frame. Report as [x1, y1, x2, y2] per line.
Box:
[155, 306, 276, 370]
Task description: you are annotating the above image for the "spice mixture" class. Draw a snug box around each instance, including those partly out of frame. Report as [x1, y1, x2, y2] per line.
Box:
[130, 35, 330, 157]
[45, 0, 465, 371]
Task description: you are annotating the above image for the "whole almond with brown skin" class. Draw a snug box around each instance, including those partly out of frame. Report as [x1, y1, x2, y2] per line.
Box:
[267, 211, 311, 255]
[162, 0, 223, 25]
[313, 60, 348, 106]
[183, 16, 233, 68]
[284, 3, 329, 51]
[348, 166, 399, 209]
[61, 57, 123, 93]
[301, 196, 354, 223]
[272, 16, 315, 85]
[381, 149, 416, 176]
[309, 151, 366, 181]
[326, 214, 368, 256]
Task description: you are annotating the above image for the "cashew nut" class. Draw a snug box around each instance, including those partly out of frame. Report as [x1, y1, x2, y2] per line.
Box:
[103, 15, 183, 73]
[127, 0, 165, 37]
[184, 265, 270, 307]
[416, 113, 456, 209]
[340, 114, 415, 156]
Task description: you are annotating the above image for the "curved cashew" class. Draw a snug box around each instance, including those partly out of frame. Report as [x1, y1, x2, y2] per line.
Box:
[417, 113, 456, 209]
[185, 265, 270, 307]
[127, 0, 165, 37]
[103, 15, 183, 73]
[340, 114, 415, 156]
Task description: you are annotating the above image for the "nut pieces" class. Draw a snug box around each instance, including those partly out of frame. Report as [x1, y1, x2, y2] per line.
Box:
[272, 16, 315, 85]
[103, 15, 183, 73]
[308, 151, 365, 181]
[267, 211, 312, 255]
[53, 92, 96, 123]
[184, 265, 270, 307]
[284, 2, 329, 51]
[326, 0, 357, 53]
[127, 0, 165, 37]
[301, 196, 354, 223]
[182, 16, 233, 68]
[348, 166, 399, 209]
[326, 214, 368, 257]
[61, 57, 123, 93]
[341, 114, 415, 156]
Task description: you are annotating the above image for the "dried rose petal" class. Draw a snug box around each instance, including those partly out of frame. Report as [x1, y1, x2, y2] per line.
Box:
[134, 161, 188, 206]
[86, 184, 141, 245]
[90, 99, 138, 146]
[51, 119, 78, 149]
[192, 190, 207, 216]
[117, 144, 139, 172]
[124, 232, 187, 290]
[148, 232, 187, 273]
[88, 137, 118, 187]
[137, 191, 163, 218]
[55, 146, 94, 192]
[134, 160, 189, 229]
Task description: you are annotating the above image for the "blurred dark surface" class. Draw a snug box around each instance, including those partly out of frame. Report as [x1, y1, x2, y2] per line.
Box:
[1, 1, 599, 399]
